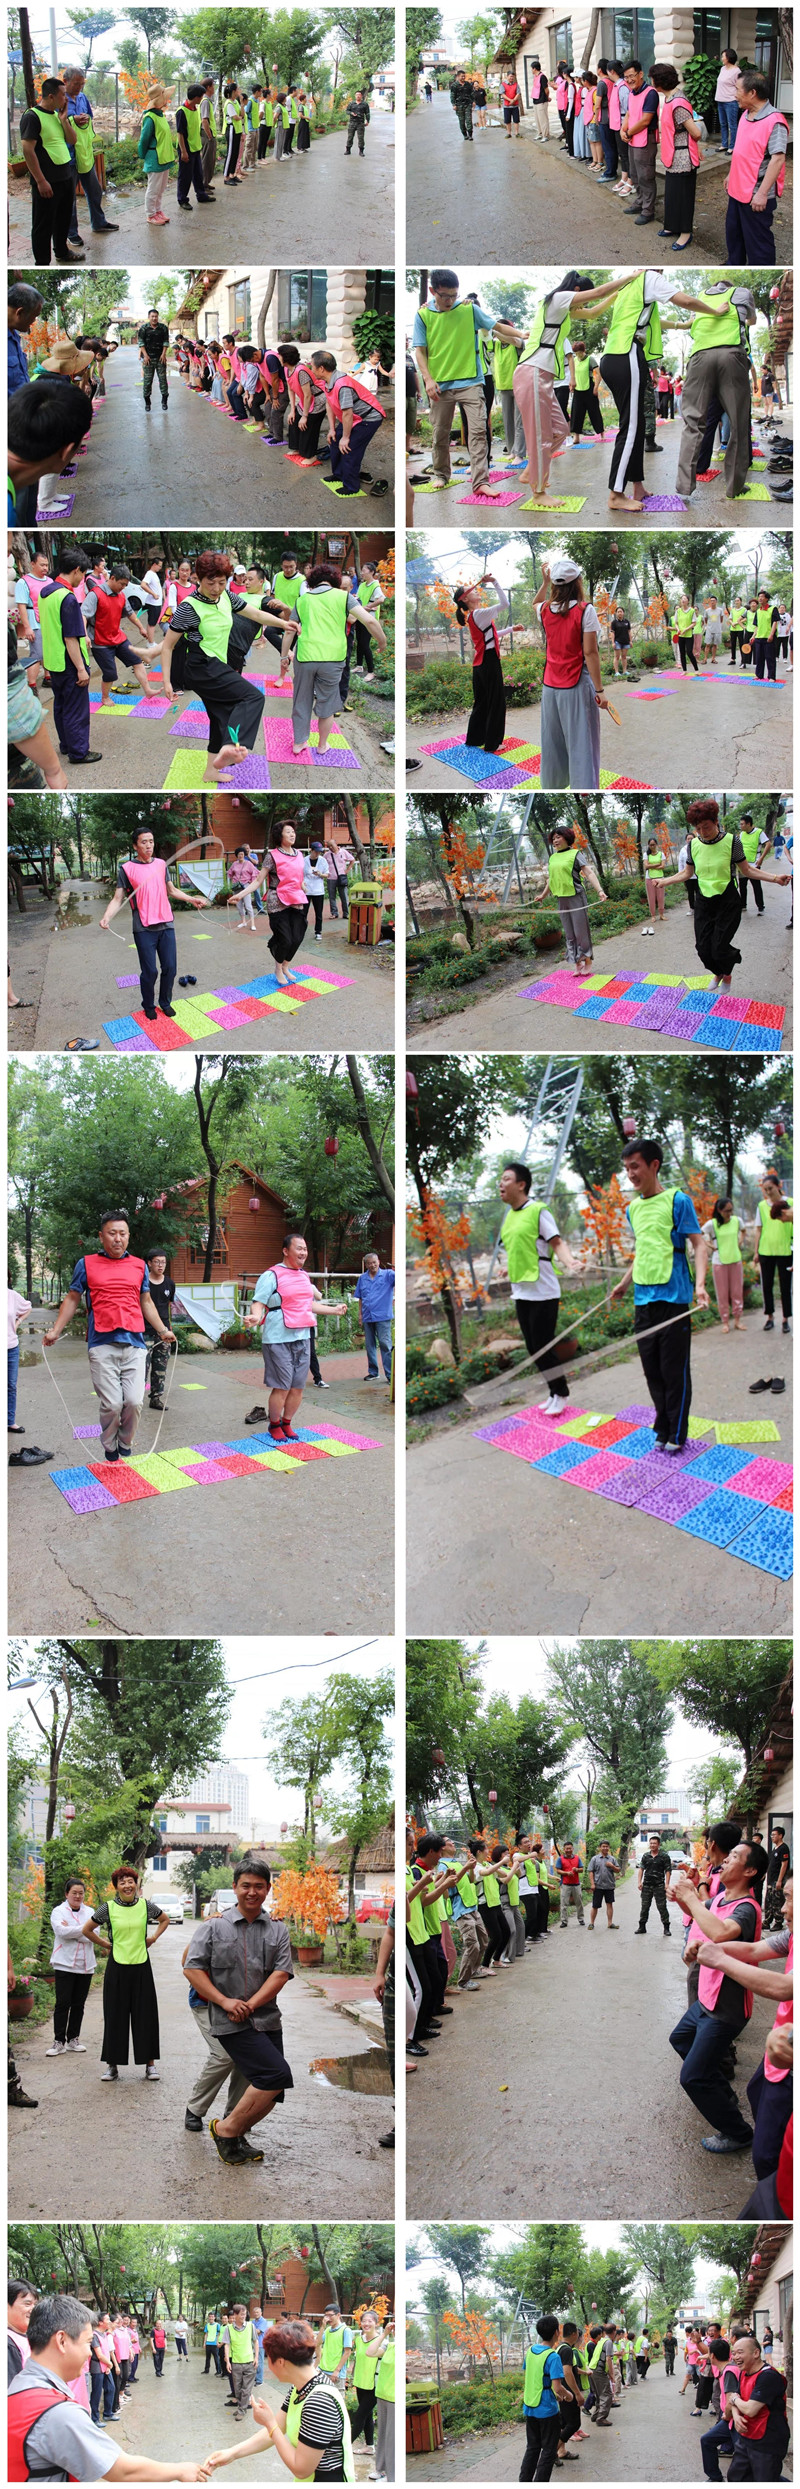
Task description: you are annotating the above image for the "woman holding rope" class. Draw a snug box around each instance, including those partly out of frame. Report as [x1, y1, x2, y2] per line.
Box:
[540, 822, 608, 976]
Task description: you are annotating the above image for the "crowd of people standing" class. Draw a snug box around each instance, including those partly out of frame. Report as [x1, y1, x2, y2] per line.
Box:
[516, 2305, 789, 2481]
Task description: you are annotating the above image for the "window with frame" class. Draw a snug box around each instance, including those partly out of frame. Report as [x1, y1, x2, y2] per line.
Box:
[196, 1814, 211, 1833]
[692, 11, 730, 58]
[152, 1854, 168, 1872]
[550, 18, 573, 69]
[364, 268, 395, 315]
[277, 269, 328, 341]
[230, 278, 251, 336]
[601, 10, 654, 68]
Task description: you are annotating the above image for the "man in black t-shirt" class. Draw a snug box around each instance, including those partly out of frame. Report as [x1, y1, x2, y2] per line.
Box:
[636, 1835, 672, 1934]
[138, 309, 170, 408]
[763, 1825, 791, 1928]
[725, 2332, 790, 2480]
[144, 1250, 177, 1407]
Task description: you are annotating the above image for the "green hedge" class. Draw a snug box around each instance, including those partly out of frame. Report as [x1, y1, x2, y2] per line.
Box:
[406, 1365, 462, 1412]
[439, 2371, 526, 2434]
[406, 1341, 526, 1412]
[407, 647, 545, 721]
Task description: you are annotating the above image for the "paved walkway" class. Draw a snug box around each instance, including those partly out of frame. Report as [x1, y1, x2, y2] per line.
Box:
[85, 2347, 287, 2476]
[410, 412, 788, 532]
[9, 112, 395, 266]
[406, 88, 793, 268]
[407, 1316, 792, 1634]
[407, 662, 793, 794]
[11, 1324, 394, 1634]
[11, 879, 394, 1053]
[408, 884, 793, 1054]
[51, 346, 394, 529]
[10, 1935, 392, 2221]
[408, 2361, 793, 2481]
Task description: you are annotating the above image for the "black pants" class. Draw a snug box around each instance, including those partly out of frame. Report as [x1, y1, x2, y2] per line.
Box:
[755, 638, 777, 681]
[189, 659, 265, 754]
[267, 902, 309, 965]
[664, 2346, 675, 2375]
[759, 1254, 792, 1319]
[465, 646, 506, 751]
[308, 892, 324, 935]
[153, 2346, 165, 2376]
[355, 619, 375, 673]
[669, 1999, 752, 2143]
[482, 1902, 511, 1966]
[633, 1301, 692, 1446]
[113, 2357, 129, 2412]
[695, 2374, 714, 2412]
[563, 108, 574, 154]
[739, 866, 764, 912]
[570, 389, 604, 437]
[407, 1934, 438, 2038]
[53, 1968, 93, 2043]
[523, 1892, 539, 1940]
[133, 920, 177, 1012]
[677, 638, 699, 672]
[351, 2387, 376, 2445]
[204, 2346, 222, 2373]
[223, 125, 242, 178]
[30, 170, 75, 263]
[729, 629, 742, 664]
[52, 659, 92, 761]
[287, 405, 327, 458]
[702, 2414, 737, 2478]
[520, 2415, 561, 2481]
[513, 1294, 569, 1398]
[638, 1881, 670, 1932]
[538, 1888, 550, 1936]
[600, 343, 648, 490]
[559, 2402, 582, 2447]
[693, 881, 743, 979]
[727, 2432, 790, 2480]
[177, 145, 208, 204]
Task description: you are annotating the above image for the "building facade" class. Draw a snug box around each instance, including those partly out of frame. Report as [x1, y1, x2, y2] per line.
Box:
[491, 7, 791, 117]
[175, 265, 395, 378]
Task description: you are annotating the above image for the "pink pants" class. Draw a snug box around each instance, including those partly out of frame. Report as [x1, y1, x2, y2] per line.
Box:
[712, 1260, 744, 1322]
[645, 876, 665, 918]
[512, 362, 569, 494]
[441, 1922, 457, 1976]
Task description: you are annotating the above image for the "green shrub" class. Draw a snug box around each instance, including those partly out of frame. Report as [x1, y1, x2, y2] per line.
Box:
[406, 647, 545, 722]
[459, 1344, 525, 1385]
[104, 136, 146, 186]
[406, 1342, 432, 1377]
[406, 1365, 462, 1412]
[351, 307, 395, 368]
[438, 2371, 526, 2434]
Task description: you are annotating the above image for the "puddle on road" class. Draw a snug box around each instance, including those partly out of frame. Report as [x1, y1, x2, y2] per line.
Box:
[310, 2047, 392, 2095]
[55, 893, 94, 927]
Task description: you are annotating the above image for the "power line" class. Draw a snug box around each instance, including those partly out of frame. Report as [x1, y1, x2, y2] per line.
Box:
[228, 1639, 380, 1687]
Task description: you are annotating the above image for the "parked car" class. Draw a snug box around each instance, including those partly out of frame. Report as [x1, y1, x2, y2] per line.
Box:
[156, 1892, 186, 1925]
[354, 1896, 392, 1924]
[203, 1887, 270, 1919]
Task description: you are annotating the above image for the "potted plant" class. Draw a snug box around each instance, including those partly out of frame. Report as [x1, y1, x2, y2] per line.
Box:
[271, 1864, 344, 1967]
[9, 1975, 34, 2021]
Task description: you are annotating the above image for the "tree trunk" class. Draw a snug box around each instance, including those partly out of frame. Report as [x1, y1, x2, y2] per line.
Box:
[25, 1200, 34, 1300]
[573, 795, 608, 892]
[345, 1055, 395, 1210]
[340, 794, 367, 867]
[311, 2222, 338, 2303]
[20, 6, 36, 106]
[406, 876, 420, 935]
[579, 11, 600, 70]
[256, 271, 277, 352]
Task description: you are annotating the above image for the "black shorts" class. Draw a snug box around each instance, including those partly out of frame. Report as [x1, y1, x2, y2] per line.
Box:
[92, 637, 141, 682]
[503, 103, 520, 122]
[592, 1887, 612, 1909]
[218, 2022, 293, 2096]
[145, 604, 162, 628]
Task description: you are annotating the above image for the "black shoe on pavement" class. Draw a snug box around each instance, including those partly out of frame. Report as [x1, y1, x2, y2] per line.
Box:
[9, 2080, 38, 2106]
[69, 750, 103, 763]
[160, 1003, 177, 1017]
[9, 1445, 53, 1465]
[185, 2109, 203, 2130]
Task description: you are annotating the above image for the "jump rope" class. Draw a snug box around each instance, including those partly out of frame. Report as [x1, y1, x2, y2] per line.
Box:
[41, 1328, 180, 1463]
[468, 1277, 709, 1405]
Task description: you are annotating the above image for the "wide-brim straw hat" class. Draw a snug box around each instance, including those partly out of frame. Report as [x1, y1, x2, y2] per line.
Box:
[41, 340, 94, 375]
[145, 81, 172, 110]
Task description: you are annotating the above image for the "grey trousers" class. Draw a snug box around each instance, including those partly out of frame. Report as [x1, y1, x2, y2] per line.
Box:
[456, 1909, 488, 1985]
[591, 2370, 614, 2424]
[675, 346, 752, 501]
[557, 892, 593, 964]
[499, 386, 526, 457]
[186, 2004, 249, 2119]
[291, 658, 343, 746]
[560, 1886, 585, 1926]
[376, 2397, 394, 2481]
[540, 670, 601, 790]
[511, 1905, 527, 1958]
[200, 127, 216, 189]
[499, 1901, 517, 1959]
[629, 131, 657, 219]
[87, 1341, 147, 1454]
[229, 2358, 256, 2416]
[430, 382, 489, 492]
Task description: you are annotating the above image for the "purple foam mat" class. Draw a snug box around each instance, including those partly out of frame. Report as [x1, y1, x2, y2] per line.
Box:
[135, 697, 172, 719]
[73, 1424, 103, 1439]
[37, 493, 76, 519]
[62, 1476, 118, 1512]
[115, 975, 140, 989]
[214, 755, 273, 789]
[634, 1472, 717, 1520]
[641, 494, 687, 513]
[170, 710, 210, 739]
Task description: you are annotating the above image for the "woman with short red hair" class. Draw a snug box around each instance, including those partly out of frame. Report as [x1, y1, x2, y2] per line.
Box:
[203, 2316, 356, 2479]
[160, 548, 269, 776]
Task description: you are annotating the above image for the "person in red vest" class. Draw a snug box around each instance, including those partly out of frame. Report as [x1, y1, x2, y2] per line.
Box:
[722, 2328, 790, 2480]
[8, 2291, 204, 2480]
[309, 350, 386, 498]
[42, 1210, 176, 1461]
[99, 825, 210, 1021]
[725, 66, 789, 267]
[452, 573, 510, 755]
[82, 564, 158, 702]
[533, 554, 610, 790]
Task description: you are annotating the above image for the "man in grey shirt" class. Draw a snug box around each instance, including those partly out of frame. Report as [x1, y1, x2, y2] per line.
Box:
[588, 1841, 621, 1929]
[183, 1857, 293, 2167]
[8, 2294, 203, 2480]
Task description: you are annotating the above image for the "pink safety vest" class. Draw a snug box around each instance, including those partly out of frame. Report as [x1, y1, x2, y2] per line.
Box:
[121, 855, 173, 927]
[763, 1932, 793, 2084]
[630, 83, 657, 147]
[323, 371, 385, 421]
[582, 85, 596, 124]
[608, 79, 621, 131]
[268, 1262, 316, 1328]
[698, 1891, 763, 2017]
[23, 570, 50, 614]
[287, 360, 314, 406]
[727, 106, 787, 202]
[660, 91, 700, 167]
[555, 75, 567, 109]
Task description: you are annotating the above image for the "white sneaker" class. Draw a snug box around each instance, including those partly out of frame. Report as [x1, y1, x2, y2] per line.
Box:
[46, 2041, 67, 2055]
[66, 2039, 87, 2051]
[101, 2064, 119, 2080]
[145, 2065, 160, 2080]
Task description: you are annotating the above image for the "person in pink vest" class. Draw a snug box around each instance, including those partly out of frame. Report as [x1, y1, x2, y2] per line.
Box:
[695, 1874, 793, 2191]
[309, 349, 385, 496]
[668, 1837, 770, 2155]
[621, 57, 659, 225]
[725, 65, 788, 265]
[43, 1210, 176, 1461]
[533, 554, 610, 790]
[651, 62, 704, 250]
[244, 1233, 345, 1441]
[99, 824, 210, 1019]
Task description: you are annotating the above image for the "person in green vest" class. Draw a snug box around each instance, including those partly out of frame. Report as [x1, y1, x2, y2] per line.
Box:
[509, 271, 626, 504]
[675, 280, 757, 502]
[498, 1159, 578, 1418]
[352, 561, 385, 676]
[529, 1836, 552, 1937]
[586, 2326, 615, 2427]
[374, 2324, 395, 2482]
[219, 2302, 257, 2420]
[204, 2317, 357, 2480]
[753, 1171, 793, 1333]
[348, 2310, 393, 2453]
[137, 83, 177, 226]
[63, 67, 119, 242]
[222, 82, 245, 181]
[200, 79, 219, 194]
[494, 330, 525, 459]
[753, 589, 781, 685]
[520, 2314, 573, 2480]
[412, 269, 518, 499]
[281, 559, 386, 759]
[84, 1865, 169, 2083]
[258, 89, 275, 158]
[317, 2308, 354, 2384]
[661, 794, 790, 985]
[204, 2315, 222, 2376]
[557, 2321, 588, 2455]
[610, 1134, 709, 1451]
[176, 83, 214, 209]
[702, 1196, 747, 1332]
[540, 823, 608, 975]
[737, 810, 771, 912]
[160, 548, 270, 775]
[568, 349, 604, 439]
[728, 597, 749, 670]
[598, 272, 698, 510]
[19, 76, 83, 267]
[672, 598, 699, 674]
[38, 541, 102, 765]
[643, 834, 667, 931]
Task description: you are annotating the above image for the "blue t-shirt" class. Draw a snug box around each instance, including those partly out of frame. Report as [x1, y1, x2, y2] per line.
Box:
[70, 1253, 151, 1346]
[524, 2348, 563, 2418]
[412, 300, 496, 393]
[626, 1187, 700, 1306]
[8, 331, 29, 395]
[354, 1268, 395, 1322]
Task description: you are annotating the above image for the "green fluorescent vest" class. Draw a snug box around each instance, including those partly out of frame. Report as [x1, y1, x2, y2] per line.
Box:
[419, 299, 480, 385]
[548, 847, 579, 899]
[227, 2321, 254, 2363]
[524, 2345, 551, 2406]
[627, 1189, 678, 1288]
[286, 2382, 355, 2482]
[756, 608, 773, 638]
[107, 1894, 149, 1965]
[573, 353, 591, 389]
[507, 1873, 520, 1905]
[714, 1217, 741, 1265]
[645, 849, 664, 880]
[182, 589, 235, 664]
[689, 289, 742, 355]
[353, 2336, 377, 2389]
[738, 825, 761, 862]
[320, 2327, 346, 2372]
[295, 588, 349, 665]
[39, 585, 89, 676]
[729, 606, 746, 630]
[675, 607, 696, 635]
[604, 275, 662, 359]
[456, 1866, 477, 1905]
[589, 2337, 607, 2370]
[494, 339, 519, 389]
[147, 110, 176, 164]
[73, 118, 95, 173]
[272, 570, 303, 610]
[406, 1868, 427, 1946]
[691, 830, 735, 898]
[376, 2342, 395, 2402]
[501, 1198, 546, 1284]
[183, 105, 202, 147]
[758, 1196, 793, 1254]
[33, 107, 72, 166]
[481, 1871, 500, 1906]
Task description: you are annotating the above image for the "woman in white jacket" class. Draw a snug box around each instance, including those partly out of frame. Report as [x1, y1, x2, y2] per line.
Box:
[47, 1875, 97, 2055]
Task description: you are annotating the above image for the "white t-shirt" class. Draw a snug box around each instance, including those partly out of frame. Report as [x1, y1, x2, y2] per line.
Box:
[524, 288, 574, 375]
[510, 1204, 561, 1303]
[142, 569, 163, 605]
[49, 1901, 97, 1974]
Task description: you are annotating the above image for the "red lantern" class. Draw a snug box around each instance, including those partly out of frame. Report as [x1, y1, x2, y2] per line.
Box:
[431, 1746, 446, 1767]
[406, 1071, 419, 1101]
[281, 1821, 288, 1834]
[542, 1804, 549, 1815]
[248, 1196, 260, 1212]
[751, 2254, 761, 2267]
[64, 1799, 75, 1822]
[623, 1115, 637, 1138]
[592, 2302, 597, 2310]
[300, 2247, 310, 2260]
[764, 1748, 775, 1763]
[324, 1136, 340, 1157]
[489, 1789, 497, 1804]
[774, 1121, 785, 1139]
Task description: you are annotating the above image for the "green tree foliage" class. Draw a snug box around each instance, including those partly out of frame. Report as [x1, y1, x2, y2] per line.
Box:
[641, 1640, 790, 1783]
[621, 2226, 697, 2316]
[491, 2224, 588, 2317]
[322, 1670, 395, 1916]
[8, 1056, 201, 1283]
[681, 2226, 760, 2296]
[686, 1751, 744, 1825]
[406, 1637, 486, 1817]
[116, 32, 145, 71]
[329, 8, 395, 81]
[546, 1641, 672, 1854]
[122, 7, 175, 69]
[424, 2226, 491, 2313]
[32, 1636, 230, 1873]
[469, 1694, 574, 1834]
[455, 13, 502, 67]
[7, 2222, 394, 2318]
[177, 7, 327, 88]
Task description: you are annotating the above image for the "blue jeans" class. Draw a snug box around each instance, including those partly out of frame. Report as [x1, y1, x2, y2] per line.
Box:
[133, 920, 177, 1013]
[717, 98, 740, 149]
[669, 1999, 753, 2142]
[328, 410, 383, 493]
[8, 1343, 19, 1426]
[71, 160, 114, 232]
[363, 1318, 392, 1380]
[701, 2414, 735, 2479]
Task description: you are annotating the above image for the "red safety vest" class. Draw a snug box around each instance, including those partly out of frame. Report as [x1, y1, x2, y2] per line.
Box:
[660, 91, 700, 167]
[91, 584, 128, 648]
[502, 79, 520, 104]
[467, 610, 499, 666]
[727, 107, 787, 202]
[737, 2369, 782, 2443]
[82, 1251, 147, 1335]
[322, 371, 385, 421]
[542, 602, 588, 690]
[8, 2382, 76, 2482]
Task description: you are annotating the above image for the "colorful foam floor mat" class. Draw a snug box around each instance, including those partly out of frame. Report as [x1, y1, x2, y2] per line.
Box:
[417, 735, 653, 792]
[474, 1402, 792, 1578]
[50, 1424, 383, 1513]
[86, 667, 361, 790]
[519, 968, 785, 1052]
[624, 669, 788, 702]
[103, 967, 355, 1051]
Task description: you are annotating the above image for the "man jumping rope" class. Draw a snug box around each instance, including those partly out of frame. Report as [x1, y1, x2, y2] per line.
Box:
[611, 1137, 709, 1450]
[42, 1211, 176, 1460]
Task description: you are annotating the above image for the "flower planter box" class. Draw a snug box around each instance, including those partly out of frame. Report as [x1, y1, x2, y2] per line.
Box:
[406, 2397, 444, 2453]
[297, 1943, 325, 1967]
[534, 929, 562, 952]
[9, 1993, 34, 2020]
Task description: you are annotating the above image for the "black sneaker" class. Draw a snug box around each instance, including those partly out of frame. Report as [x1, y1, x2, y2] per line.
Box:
[160, 1003, 177, 1018]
